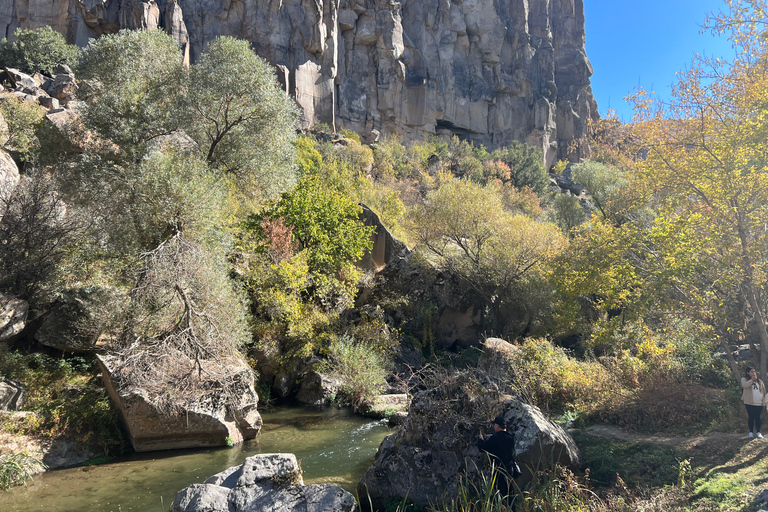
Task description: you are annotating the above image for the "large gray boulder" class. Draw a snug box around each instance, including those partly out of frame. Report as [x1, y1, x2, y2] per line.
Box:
[358, 370, 580, 509]
[2, 0, 596, 163]
[98, 354, 263, 452]
[358, 204, 409, 272]
[173, 453, 357, 512]
[0, 292, 27, 342]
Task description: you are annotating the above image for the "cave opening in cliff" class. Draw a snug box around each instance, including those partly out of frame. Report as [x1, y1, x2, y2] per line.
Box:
[435, 119, 478, 139]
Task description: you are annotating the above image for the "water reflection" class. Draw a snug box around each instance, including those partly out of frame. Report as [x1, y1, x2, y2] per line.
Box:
[0, 405, 391, 512]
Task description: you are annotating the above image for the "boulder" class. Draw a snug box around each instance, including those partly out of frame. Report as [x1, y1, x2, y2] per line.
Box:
[0, 145, 19, 202]
[296, 371, 343, 406]
[358, 370, 580, 509]
[3, 68, 38, 93]
[173, 453, 356, 512]
[551, 164, 586, 196]
[0, 292, 27, 342]
[38, 96, 59, 110]
[0, 379, 24, 410]
[35, 286, 128, 352]
[477, 337, 519, 380]
[44, 73, 78, 102]
[43, 108, 83, 154]
[361, 249, 486, 349]
[97, 354, 263, 452]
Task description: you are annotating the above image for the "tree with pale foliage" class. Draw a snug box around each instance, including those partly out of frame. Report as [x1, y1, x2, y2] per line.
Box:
[185, 36, 299, 199]
[412, 179, 566, 336]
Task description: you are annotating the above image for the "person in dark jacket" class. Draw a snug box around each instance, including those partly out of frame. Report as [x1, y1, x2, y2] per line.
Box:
[477, 415, 519, 501]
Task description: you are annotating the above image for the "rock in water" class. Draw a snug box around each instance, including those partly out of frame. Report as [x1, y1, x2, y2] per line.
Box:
[97, 354, 263, 452]
[3, 0, 597, 164]
[173, 453, 357, 512]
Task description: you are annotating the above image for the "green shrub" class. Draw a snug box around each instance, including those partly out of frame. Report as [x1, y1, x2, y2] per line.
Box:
[318, 334, 391, 411]
[0, 452, 46, 490]
[490, 141, 548, 195]
[0, 95, 45, 157]
[500, 337, 621, 415]
[0, 347, 125, 453]
[0, 27, 78, 76]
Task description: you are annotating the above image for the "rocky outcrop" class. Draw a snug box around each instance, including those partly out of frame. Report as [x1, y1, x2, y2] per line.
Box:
[358, 370, 579, 509]
[0, 429, 105, 472]
[0, 135, 19, 207]
[1, 0, 597, 164]
[360, 248, 486, 349]
[0, 291, 27, 342]
[360, 393, 409, 420]
[97, 354, 263, 452]
[358, 204, 408, 272]
[173, 453, 357, 512]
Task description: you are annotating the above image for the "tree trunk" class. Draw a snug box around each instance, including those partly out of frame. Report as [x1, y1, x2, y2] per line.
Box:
[744, 284, 768, 377]
[720, 336, 741, 382]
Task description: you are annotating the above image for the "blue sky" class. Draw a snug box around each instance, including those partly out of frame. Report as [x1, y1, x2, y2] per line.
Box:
[584, 0, 735, 121]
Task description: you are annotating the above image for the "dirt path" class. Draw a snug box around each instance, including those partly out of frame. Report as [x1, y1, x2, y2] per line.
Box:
[583, 424, 744, 448]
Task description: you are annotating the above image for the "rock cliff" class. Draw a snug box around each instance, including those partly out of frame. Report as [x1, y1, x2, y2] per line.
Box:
[0, 0, 597, 164]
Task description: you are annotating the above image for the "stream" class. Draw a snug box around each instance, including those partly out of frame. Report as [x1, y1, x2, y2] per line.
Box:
[0, 405, 391, 512]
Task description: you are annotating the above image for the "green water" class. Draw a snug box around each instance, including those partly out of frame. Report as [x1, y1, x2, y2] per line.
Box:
[0, 406, 391, 512]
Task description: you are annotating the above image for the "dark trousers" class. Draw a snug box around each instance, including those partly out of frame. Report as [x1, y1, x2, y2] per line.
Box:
[746, 404, 763, 433]
[493, 470, 517, 511]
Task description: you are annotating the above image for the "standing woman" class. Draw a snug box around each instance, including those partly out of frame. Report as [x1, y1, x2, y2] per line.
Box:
[742, 366, 766, 439]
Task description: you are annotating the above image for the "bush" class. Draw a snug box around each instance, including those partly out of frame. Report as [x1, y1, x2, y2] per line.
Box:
[0, 95, 45, 157]
[0, 27, 78, 76]
[500, 338, 620, 414]
[0, 172, 87, 305]
[318, 334, 391, 410]
[491, 142, 548, 195]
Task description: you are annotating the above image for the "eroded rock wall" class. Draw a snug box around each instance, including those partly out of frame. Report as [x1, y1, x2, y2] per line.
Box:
[0, 0, 597, 163]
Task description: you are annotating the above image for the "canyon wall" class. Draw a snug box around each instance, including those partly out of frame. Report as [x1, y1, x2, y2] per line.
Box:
[0, 0, 598, 163]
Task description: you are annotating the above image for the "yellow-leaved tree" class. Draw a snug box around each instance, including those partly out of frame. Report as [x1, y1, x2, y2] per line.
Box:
[628, 0, 768, 377]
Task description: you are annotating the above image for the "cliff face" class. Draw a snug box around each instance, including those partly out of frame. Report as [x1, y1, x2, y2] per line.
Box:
[1, 0, 597, 163]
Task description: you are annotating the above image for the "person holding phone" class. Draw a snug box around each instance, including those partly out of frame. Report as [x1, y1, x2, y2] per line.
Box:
[741, 366, 766, 439]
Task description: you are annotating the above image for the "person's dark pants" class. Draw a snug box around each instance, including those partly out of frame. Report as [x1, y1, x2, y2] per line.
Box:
[746, 404, 763, 433]
[493, 470, 517, 511]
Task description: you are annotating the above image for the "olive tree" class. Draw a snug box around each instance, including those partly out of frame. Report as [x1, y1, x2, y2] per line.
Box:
[186, 36, 299, 198]
[0, 26, 78, 76]
[77, 29, 185, 153]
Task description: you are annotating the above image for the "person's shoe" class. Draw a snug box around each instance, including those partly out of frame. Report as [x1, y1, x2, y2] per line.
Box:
[749, 432, 755, 438]
[758, 432, 764, 439]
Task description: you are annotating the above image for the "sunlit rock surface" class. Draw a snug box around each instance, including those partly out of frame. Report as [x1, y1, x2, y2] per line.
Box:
[0, 0, 597, 164]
